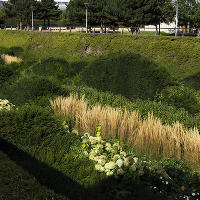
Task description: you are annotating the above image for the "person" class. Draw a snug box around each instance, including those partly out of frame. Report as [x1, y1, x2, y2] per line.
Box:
[39, 25, 42, 31]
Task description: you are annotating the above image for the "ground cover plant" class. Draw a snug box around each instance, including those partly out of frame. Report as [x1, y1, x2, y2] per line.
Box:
[1, 30, 200, 199]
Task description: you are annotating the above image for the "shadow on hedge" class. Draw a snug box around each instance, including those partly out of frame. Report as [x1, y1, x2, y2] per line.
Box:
[184, 72, 200, 90]
[0, 46, 24, 57]
[81, 51, 176, 100]
[0, 137, 164, 200]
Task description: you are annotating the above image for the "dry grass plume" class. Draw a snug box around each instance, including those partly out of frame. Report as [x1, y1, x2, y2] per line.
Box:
[1, 54, 22, 64]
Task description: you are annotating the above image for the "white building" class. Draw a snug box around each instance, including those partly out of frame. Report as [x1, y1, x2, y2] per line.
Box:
[0, 0, 69, 10]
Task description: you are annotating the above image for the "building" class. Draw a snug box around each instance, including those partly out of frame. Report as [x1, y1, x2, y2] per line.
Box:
[0, 0, 69, 10]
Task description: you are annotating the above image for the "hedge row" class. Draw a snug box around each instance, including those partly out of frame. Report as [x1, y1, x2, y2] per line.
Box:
[1, 30, 200, 80]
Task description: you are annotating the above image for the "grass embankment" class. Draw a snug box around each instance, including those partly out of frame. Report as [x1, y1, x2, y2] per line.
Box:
[0, 30, 200, 79]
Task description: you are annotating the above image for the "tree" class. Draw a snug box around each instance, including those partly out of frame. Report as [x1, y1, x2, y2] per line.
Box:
[194, 2, 200, 28]
[3, 0, 36, 30]
[177, 0, 197, 29]
[0, 9, 6, 26]
[35, 0, 61, 26]
[64, 0, 86, 27]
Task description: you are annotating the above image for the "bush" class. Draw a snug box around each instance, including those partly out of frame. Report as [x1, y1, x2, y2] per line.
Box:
[1, 75, 66, 105]
[0, 65, 15, 85]
[156, 85, 200, 114]
[81, 52, 176, 100]
[7, 46, 24, 57]
[0, 105, 66, 146]
[31, 57, 71, 81]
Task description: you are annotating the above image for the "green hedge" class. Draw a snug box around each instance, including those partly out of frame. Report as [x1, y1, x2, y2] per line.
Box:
[0, 75, 67, 106]
[1, 31, 200, 80]
[81, 52, 176, 100]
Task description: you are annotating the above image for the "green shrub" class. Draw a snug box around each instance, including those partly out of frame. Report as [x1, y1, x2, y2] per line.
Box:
[1, 75, 66, 105]
[0, 65, 15, 85]
[0, 105, 65, 146]
[31, 57, 71, 81]
[81, 52, 176, 100]
[7, 46, 24, 57]
[156, 85, 200, 114]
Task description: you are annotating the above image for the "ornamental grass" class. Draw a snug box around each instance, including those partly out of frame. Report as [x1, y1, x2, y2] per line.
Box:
[1, 54, 22, 64]
[50, 95, 200, 169]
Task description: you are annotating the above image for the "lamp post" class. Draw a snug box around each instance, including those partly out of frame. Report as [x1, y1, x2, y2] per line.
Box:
[84, 3, 89, 33]
[31, 6, 34, 31]
[175, 0, 178, 36]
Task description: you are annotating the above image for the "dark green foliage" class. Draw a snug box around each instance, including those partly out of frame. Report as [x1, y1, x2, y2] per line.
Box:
[156, 85, 200, 114]
[31, 57, 71, 81]
[160, 158, 200, 190]
[0, 46, 8, 54]
[0, 105, 65, 146]
[35, 0, 61, 26]
[184, 72, 200, 90]
[70, 60, 88, 75]
[1, 75, 65, 105]
[81, 52, 176, 100]
[0, 65, 14, 85]
[7, 46, 24, 57]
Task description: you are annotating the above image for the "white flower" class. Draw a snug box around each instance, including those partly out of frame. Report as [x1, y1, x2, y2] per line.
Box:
[96, 137, 102, 142]
[105, 161, 116, 170]
[113, 154, 121, 161]
[82, 139, 88, 144]
[133, 157, 138, 163]
[106, 171, 114, 176]
[96, 144, 103, 149]
[89, 154, 95, 160]
[99, 166, 105, 172]
[84, 151, 88, 156]
[116, 159, 123, 167]
[98, 159, 106, 165]
[95, 164, 102, 171]
[117, 168, 124, 175]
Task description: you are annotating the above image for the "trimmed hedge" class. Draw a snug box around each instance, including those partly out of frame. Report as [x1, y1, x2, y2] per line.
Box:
[1, 31, 200, 80]
[0, 75, 66, 106]
[81, 52, 176, 100]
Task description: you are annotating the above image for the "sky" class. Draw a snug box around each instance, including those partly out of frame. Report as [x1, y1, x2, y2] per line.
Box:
[0, 0, 70, 10]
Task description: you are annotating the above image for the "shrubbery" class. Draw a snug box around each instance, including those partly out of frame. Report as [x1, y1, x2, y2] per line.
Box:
[30, 57, 71, 81]
[156, 85, 200, 114]
[1, 75, 66, 105]
[81, 52, 176, 100]
[0, 105, 65, 146]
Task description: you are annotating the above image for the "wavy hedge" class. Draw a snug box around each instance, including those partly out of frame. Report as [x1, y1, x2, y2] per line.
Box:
[1, 30, 200, 80]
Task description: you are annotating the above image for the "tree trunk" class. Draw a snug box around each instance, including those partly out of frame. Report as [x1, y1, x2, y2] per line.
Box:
[100, 18, 103, 33]
[48, 18, 50, 27]
[159, 23, 161, 35]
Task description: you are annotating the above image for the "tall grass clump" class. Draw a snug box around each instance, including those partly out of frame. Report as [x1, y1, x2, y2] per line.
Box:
[50, 95, 200, 169]
[1, 54, 22, 64]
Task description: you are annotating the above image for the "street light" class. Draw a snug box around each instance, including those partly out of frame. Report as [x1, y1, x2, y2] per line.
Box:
[175, 0, 178, 36]
[84, 3, 89, 33]
[31, 6, 34, 31]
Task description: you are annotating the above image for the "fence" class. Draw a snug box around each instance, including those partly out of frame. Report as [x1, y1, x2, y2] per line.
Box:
[1, 25, 200, 36]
